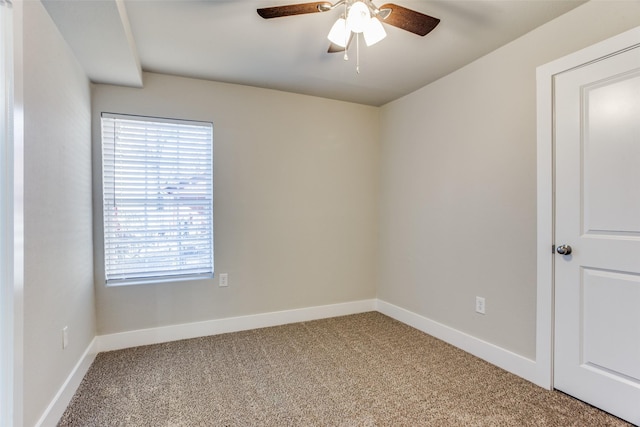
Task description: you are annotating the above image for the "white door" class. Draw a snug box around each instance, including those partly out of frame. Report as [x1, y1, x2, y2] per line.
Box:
[554, 43, 640, 425]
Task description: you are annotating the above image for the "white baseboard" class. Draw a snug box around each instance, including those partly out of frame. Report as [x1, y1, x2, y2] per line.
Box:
[376, 300, 539, 385]
[42, 299, 376, 426]
[44, 298, 541, 427]
[98, 299, 377, 352]
[35, 338, 98, 427]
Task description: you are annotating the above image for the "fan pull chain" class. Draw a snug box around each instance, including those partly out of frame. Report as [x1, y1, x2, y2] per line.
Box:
[356, 33, 360, 74]
[343, 1, 348, 61]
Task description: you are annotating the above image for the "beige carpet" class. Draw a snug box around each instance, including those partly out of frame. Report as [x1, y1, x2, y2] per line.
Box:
[58, 312, 630, 426]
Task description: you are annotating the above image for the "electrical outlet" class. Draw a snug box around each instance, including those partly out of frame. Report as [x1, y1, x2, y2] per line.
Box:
[475, 296, 486, 315]
[62, 326, 69, 349]
[219, 273, 228, 287]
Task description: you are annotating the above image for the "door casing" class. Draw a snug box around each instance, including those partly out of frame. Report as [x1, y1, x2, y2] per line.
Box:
[535, 25, 640, 389]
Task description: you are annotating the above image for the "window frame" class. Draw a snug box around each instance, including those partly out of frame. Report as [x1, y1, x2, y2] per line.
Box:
[100, 112, 214, 286]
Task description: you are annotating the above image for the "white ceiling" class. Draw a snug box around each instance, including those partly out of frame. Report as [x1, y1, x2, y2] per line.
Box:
[42, 0, 585, 106]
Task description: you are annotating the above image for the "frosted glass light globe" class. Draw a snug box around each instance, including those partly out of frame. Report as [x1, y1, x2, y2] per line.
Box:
[346, 1, 370, 34]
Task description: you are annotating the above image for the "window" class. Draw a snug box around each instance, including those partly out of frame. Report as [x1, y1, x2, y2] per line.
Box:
[101, 113, 213, 285]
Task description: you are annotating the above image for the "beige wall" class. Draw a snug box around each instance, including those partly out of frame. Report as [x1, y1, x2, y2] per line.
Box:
[378, 1, 640, 359]
[92, 73, 380, 335]
[22, 1, 640, 423]
[23, 1, 95, 425]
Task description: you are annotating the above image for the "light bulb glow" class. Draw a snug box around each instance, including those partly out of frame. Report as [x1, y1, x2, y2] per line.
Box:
[363, 17, 386, 46]
[346, 1, 370, 33]
[327, 17, 350, 48]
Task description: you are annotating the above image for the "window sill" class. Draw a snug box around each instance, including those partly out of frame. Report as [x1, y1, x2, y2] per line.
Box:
[105, 273, 214, 287]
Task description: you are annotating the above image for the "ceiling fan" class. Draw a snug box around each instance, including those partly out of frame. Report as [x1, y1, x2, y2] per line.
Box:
[257, 1, 440, 54]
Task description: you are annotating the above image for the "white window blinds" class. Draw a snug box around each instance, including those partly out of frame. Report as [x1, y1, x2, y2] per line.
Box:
[101, 113, 213, 285]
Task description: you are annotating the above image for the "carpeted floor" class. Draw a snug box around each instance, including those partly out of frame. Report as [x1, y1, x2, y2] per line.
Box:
[58, 312, 631, 426]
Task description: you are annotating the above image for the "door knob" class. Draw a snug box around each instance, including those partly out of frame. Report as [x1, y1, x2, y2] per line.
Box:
[556, 244, 572, 255]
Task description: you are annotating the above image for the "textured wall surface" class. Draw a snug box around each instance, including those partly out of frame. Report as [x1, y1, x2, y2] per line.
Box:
[23, 1, 95, 425]
[92, 72, 380, 335]
[378, 1, 640, 359]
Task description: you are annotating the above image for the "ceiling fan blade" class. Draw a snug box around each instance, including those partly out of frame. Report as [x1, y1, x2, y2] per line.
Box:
[257, 2, 332, 19]
[378, 3, 440, 36]
[328, 43, 345, 53]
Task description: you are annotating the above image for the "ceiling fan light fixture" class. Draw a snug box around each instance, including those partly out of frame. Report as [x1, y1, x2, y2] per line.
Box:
[346, 1, 370, 33]
[327, 17, 349, 47]
[363, 17, 386, 46]
[258, 0, 441, 74]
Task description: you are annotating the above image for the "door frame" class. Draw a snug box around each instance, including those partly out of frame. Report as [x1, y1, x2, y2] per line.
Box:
[535, 25, 640, 390]
[1, 0, 24, 425]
